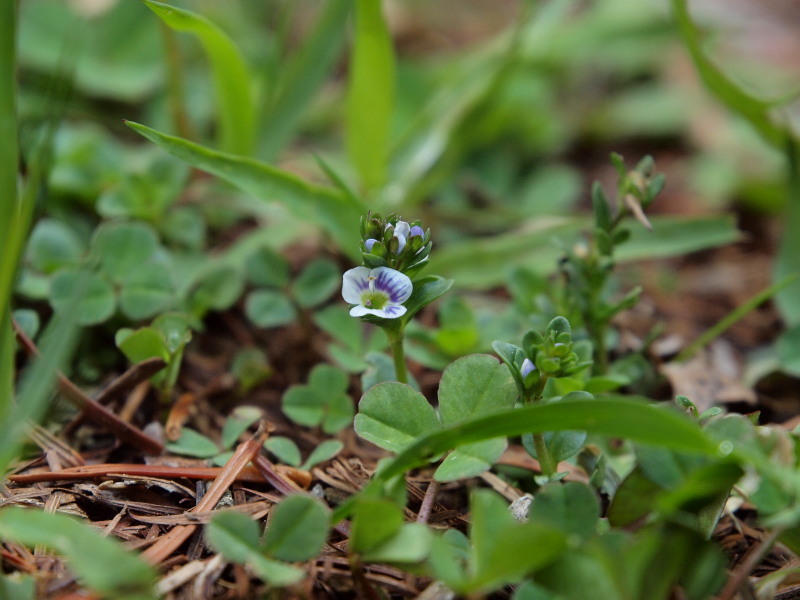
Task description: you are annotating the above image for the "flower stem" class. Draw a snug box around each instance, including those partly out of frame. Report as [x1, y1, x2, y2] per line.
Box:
[387, 328, 409, 384]
[527, 376, 556, 479]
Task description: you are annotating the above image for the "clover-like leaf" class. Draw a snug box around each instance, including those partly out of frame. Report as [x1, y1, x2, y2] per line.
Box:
[282, 364, 353, 433]
[354, 381, 441, 453]
[262, 495, 330, 562]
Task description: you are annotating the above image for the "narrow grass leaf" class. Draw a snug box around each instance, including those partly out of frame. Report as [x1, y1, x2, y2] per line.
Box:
[372, 396, 717, 487]
[143, 0, 254, 154]
[346, 0, 395, 190]
[0, 507, 156, 600]
[260, 0, 350, 159]
[125, 121, 365, 259]
[671, 0, 784, 146]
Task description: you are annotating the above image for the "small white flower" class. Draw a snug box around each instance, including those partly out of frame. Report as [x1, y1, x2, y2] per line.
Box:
[342, 266, 413, 319]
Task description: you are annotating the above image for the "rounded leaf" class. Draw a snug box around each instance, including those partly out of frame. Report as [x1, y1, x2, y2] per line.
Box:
[263, 495, 330, 562]
[51, 270, 116, 325]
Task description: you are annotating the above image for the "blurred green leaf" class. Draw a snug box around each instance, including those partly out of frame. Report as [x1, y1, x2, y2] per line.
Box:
[245, 289, 295, 328]
[361, 522, 432, 563]
[262, 495, 330, 562]
[259, 0, 350, 159]
[301, 439, 343, 471]
[166, 428, 220, 458]
[434, 439, 508, 482]
[92, 221, 159, 281]
[144, 0, 254, 154]
[125, 121, 365, 259]
[528, 482, 600, 541]
[119, 263, 174, 320]
[292, 258, 339, 308]
[50, 270, 116, 325]
[116, 327, 169, 363]
[350, 498, 404, 553]
[264, 436, 302, 468]
[0, 507, 156, 600]
[245, 246, 290, 288]
[207, 511, 305, 586]
[282, 364, 353, 433]
[188, 266, 244, 313]
[346, 0, 395, 190]
[221, 406, 262, 449]
[25, 219, 84, 274]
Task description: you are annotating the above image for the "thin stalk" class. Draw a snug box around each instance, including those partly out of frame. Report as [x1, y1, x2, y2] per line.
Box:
[526, 376, 555, 478]
[675, 273, 799, 362]
[387, 328, 408, 384]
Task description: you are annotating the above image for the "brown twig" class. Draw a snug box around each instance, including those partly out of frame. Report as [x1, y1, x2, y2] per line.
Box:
[140, 427, 267, 565]
[417, 480, 439, 524]
[7, 463, 266, 485]
[13, 320, 164, 455]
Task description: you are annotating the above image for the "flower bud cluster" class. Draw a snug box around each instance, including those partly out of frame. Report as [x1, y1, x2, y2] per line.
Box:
[359, 212, 431, 277]
[519, 316, 591, 388]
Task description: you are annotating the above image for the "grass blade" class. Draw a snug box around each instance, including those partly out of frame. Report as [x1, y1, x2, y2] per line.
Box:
[334, 395, 717, 522]
[671, 0, 784, 146]
[0, 507, 157, 600]
[260, 0, 350, 160]
[775, 139, 800, 325]
[144, 0, 255, 155]
[676, 273, 799, 362]
[125, 120, 366, 258]
[346, 0, 395, 191]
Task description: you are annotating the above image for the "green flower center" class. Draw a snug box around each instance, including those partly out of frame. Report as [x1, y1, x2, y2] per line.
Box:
[361, 291, 389, 310]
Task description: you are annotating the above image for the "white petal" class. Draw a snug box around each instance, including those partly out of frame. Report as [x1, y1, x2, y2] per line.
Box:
[395, 221, 410, 239]
[350, 305, 370, 317]
[373, 267, 413, 303]
[373, 304, 407, 319]
[342, 266, 371, 303]
[394, 233, 407, 253]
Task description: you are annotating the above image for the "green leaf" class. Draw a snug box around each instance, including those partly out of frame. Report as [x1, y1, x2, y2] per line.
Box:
[25, 218, 84, 273]
[245, 289, 296, 328]
[0, 507, 156, 600]
[207, 510, 261, 563]
[91, 221, 159, 282]
[0, 574, 35, 600]
[360, 395, 718, 494]
[143, 0, 254, 154]
[527, 482, 600, 541]
[402, 275, 454, 322]
[259, 0, 350, 159]
[350, 498, 404, 553]
[119, 263, 174, 320]
[166, 428, 220, 458]
[50, 270, 116, 326]
[607, 466, 664, 528]
[346, 0, 395, 189]
[188, 266, 244, 313]
[292, 258, 339, 308]
[354, 381, 441, 453]
[434, 439, 508, 482]
[282, 364, 353, 433]
[116, 327, 169, 363]
[245, 246, 290, 288]
[437, 354, 517, 427]
[125, 121, 365, 259]
[207, 511, 306, 586]
[671, 0, 783, 146]
[301, 439, 344, 471]
[614, 215, 741, 262]
[263, 495, 330, 562]
[360, 522, 432, 563]
[467, 490, 567, 593]
[152, 312, 192, 354]
[221, 406, 262, 449]
[524, 429, 587, 464]
[264, 436, 302, 468]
